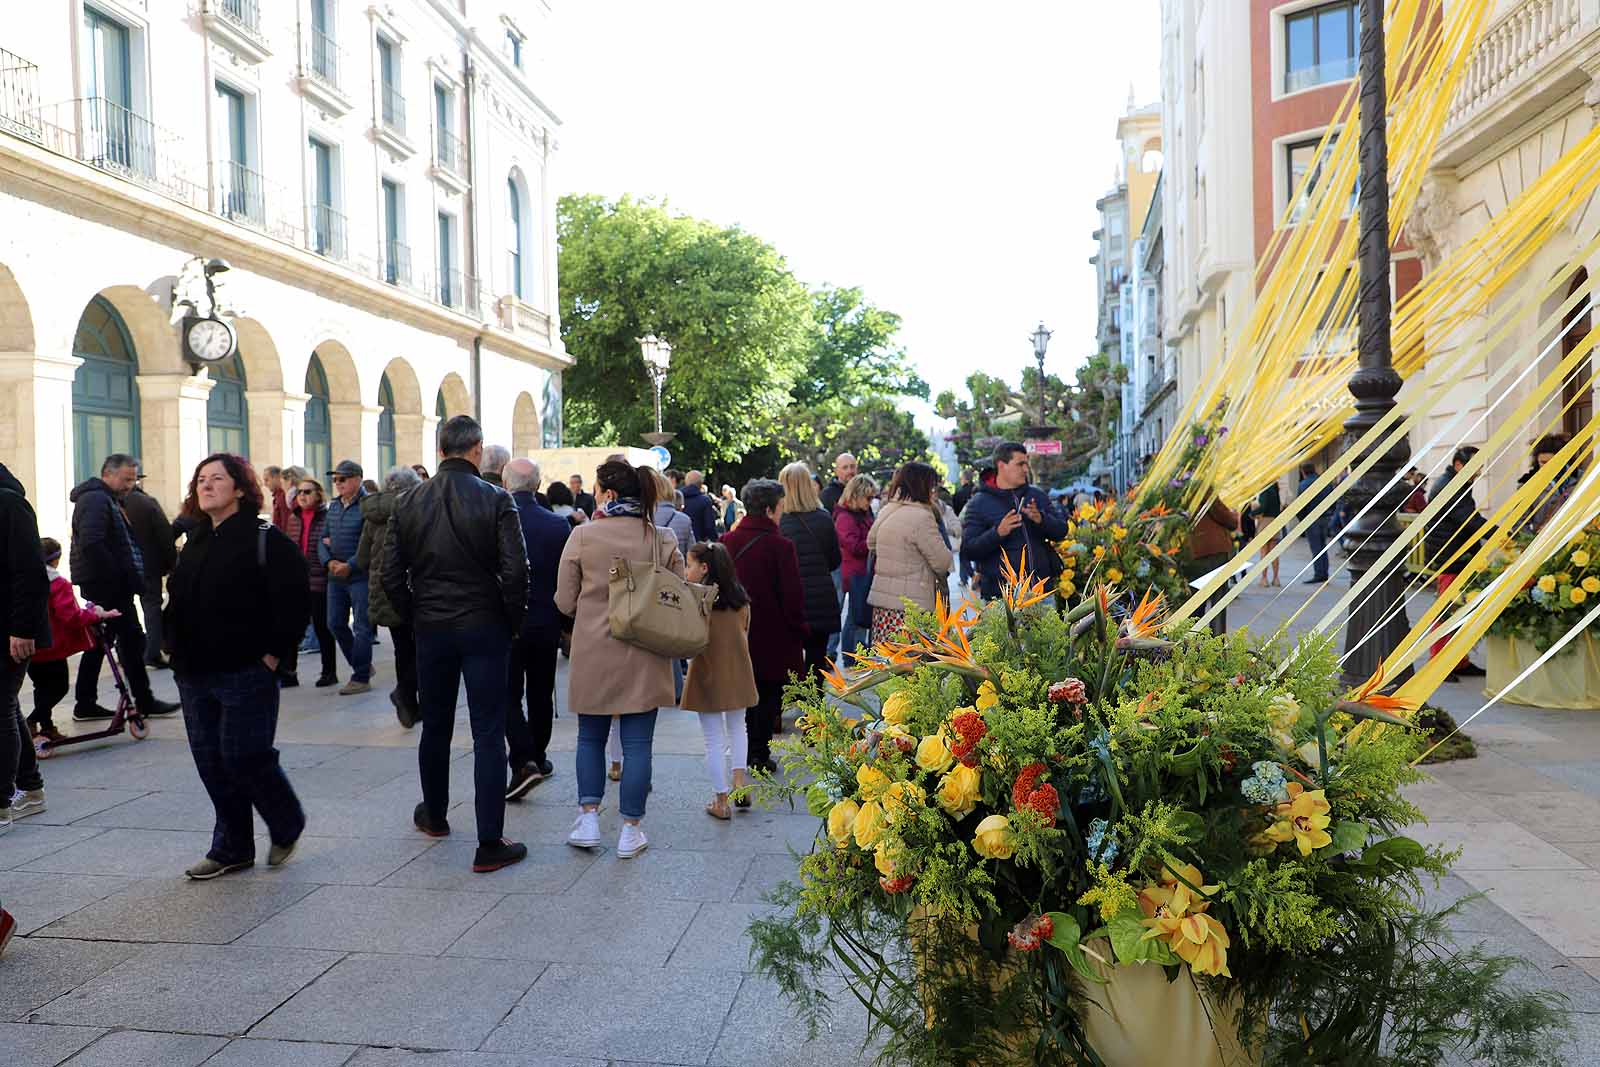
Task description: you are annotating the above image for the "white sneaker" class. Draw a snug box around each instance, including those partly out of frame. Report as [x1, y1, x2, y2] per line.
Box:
[566, 810, 601, 849]
[11, 789, 44, 818]
[617, 823, 648, 859]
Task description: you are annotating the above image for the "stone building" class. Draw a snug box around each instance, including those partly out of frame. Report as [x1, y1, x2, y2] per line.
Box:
[0, 0, 567, 540]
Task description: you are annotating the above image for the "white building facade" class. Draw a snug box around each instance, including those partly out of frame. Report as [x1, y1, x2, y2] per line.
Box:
[0, 0, 567, 540]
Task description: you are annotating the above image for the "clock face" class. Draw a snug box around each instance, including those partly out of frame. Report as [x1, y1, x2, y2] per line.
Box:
[187, 318, 234, 362]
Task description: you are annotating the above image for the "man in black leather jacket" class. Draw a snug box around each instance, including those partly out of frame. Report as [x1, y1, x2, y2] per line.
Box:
[383, 415, 529, 873]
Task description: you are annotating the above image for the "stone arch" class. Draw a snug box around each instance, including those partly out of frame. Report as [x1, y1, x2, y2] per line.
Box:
[304, 338, 363, 477]
[0, 262, 36, 353]
[96, 283, 183, 375]
[436, 371, 471, 421]
[69, 294, 143, 486]
[511, 390, 540, 456]
[379, 357, 425, 469]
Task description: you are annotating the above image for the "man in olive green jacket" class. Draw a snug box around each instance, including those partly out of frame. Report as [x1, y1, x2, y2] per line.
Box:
[356, 467, 422, 726]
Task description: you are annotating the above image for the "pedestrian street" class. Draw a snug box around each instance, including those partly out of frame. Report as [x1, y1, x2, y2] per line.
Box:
[2, 543, 1599, 1065]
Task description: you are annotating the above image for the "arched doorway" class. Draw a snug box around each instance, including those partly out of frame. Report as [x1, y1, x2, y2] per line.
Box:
[207, 352, 248, 455]
[511, 391, 539, 456]
[378, 372, 397, 474]
[71, 295, 141, 484]
[305, 353, 332, 479]
[436, 372, 470, 421]
[541, 374, 562, 448]
[1563, 267, 1593, 439]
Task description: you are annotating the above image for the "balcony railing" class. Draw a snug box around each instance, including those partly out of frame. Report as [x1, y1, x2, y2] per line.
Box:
[433, 268, 480, 313]
[434, 126, 465, 177]
[1284, 55, 1356, 94]
[33, 97, 205, 207]
[0, 47, 42, 141]
[382, 239, 411, 286]
[309, 27, 341, 89]
[216, 158, 267, 228]
[497, 296, 553, 343]
[215, 0, 265, 40]
[381, 83, 405, 133]
[1446, 0, 1593, 133]
[309, 202, 347, 261]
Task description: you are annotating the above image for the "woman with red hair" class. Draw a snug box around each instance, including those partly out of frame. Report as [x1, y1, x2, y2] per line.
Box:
[164, 453, 311, 880]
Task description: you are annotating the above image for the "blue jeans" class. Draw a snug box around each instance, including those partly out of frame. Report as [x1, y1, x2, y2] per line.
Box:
[1306, 517, 1330, 581]
[327, 577, 373, 682]
[416, 626, 510, 844]
[577, 710, 657, 820]
[827, 569, 843, 656]
[178, 665, 304, 864]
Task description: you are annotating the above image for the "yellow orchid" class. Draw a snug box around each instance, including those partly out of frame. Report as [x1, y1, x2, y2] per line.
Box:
[975, 680, 1000, 711]
[1264, 783, 1333, 856]
[1137, 862, 1231, 977]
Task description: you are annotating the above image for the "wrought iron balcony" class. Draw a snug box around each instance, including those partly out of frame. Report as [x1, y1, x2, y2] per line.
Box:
[216, 158, 267, 229]
[32, 97, 205, 207]
[382, 239, 412, 286]
[309, 202, 348, 261]
[0, 47, 41, 141]
[434, 268, 480, 314]
[433, 127, 467, 179]
[381, 83, 405, 134]
[309, 28, 340, 89]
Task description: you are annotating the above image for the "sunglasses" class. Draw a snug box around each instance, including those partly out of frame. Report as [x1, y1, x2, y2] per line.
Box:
[297, 489, 317, 496]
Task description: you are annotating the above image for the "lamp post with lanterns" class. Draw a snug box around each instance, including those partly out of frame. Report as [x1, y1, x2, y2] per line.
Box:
[1024, 321, 1057, 440]
[637, 334, 675, 448]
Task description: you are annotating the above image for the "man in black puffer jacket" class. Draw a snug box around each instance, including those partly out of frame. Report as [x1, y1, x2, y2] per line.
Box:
[1, 462, 51, 831]
[384, 415, 529, 873]
[962, 443, 1067, 601]
[779, 477, 842, 679]
[681, 471, 719, 543]
[68, 454, 177, 721]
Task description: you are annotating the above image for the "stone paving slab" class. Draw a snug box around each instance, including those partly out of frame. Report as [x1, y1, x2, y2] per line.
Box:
[204, 1038, 362, 1066]
[708, 975, 877, 1067]
[237, 884, 504, 955]
[376, 841, 594, 894]
[0, 1022, 104, 1067]
[58, 1029, 227, 1066]
[0, 826, 109, 870]
[32, 875, 316, 944]
[566, 847, 752, 903]
[230, 834, 441, 887]
[1406, 819, 1589, 871]
[251, 954, 546, 1050]
[32, 942, 343, 1035]
[345, 1050, 602, 1067]
[70, 790, 219, 832]
[481, 963, 743, 1064]
[664, 899, 778, 971]
[0, 937, 141, 1020]
[14, 827, 219, 879]
[0, 873, 132, 936]
[19, 788, 151, 826]
[443, 894, 700, 966]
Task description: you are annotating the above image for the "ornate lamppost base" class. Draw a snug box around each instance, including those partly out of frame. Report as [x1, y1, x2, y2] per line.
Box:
[640, 431, 676, 448]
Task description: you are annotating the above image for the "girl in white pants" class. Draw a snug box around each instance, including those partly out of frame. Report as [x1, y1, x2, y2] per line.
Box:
[679, 543, 760, 819]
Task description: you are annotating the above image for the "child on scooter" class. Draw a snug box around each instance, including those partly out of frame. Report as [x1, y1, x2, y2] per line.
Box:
[28, 537, 120, 744]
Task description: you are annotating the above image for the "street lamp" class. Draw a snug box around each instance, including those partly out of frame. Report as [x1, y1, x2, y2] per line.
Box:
[1340, 0, 1410, 687]
[1025, 321, 1057, 440]
[637, 334, 675, 447]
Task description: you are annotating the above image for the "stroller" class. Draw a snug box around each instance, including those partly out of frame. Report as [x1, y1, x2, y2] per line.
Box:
[33, 621, 150, 758]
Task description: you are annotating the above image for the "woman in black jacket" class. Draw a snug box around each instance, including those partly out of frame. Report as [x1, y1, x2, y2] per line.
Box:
[778, 462, 841, 681]
[164, 453, 310, 881]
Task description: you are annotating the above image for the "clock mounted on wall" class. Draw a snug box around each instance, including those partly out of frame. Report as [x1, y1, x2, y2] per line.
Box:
[182, 315, 238, 364]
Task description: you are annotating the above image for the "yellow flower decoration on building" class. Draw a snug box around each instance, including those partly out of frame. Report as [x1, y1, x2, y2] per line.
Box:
[826, 799, 859, 849]
[915, 732, 954, 774]
[852, 799, 886, 848]
[855, 764, 891, 801]
[972, 814, 1015, 860]
[934, 763, 981, 818]
[1264, 783, 1333, 856]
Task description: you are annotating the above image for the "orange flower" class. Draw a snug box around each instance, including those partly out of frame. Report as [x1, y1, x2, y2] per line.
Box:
[1123, 589, 1168, 641]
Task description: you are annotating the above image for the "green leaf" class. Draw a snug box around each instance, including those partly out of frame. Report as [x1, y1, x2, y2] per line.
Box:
[1044, 912, 1109, 985]
[1334, 700, 1416, 728]
[1107, 914, 1178, 967]
[1362, 835, 1426, 867]
[1164, 742, 1204, 775]
[1326, 820, 1369, 855]
[804, 784, 832, 819]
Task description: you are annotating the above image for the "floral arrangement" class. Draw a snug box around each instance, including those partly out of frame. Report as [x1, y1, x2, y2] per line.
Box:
[1460, 525, 1600, 651]
[1053, 497, 1189, 612]
[748, 559, 1566, 1066]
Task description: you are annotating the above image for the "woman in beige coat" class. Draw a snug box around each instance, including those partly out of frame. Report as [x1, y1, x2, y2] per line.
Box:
[680, 542, 759, 820]
[554, 460, 683, 859]
[866, 461, 954, 645]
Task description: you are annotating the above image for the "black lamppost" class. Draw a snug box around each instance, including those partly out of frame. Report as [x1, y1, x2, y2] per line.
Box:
[1341, 0, 1411, 687]
[1025, 321, 1056, 439]
[637, 334, 675, 448]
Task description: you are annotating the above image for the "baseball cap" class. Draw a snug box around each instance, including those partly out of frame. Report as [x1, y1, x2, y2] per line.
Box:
[328, 459, 363, 480]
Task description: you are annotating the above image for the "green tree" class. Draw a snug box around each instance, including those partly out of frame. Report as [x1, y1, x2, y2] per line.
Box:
[792, 286, 926, 406]
[556, 194, 813, 466]
[771, 396, 934, 482]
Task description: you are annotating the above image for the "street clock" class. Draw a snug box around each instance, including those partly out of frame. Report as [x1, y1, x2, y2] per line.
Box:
[182, 315, 238, 364]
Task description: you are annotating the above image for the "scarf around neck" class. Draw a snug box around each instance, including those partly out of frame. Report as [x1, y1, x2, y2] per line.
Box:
[602, 497, 643, 519]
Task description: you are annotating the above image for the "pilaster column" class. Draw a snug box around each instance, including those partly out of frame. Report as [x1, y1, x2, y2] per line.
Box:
[280, 391, 309, 468]
[136, 372, 217, 513]
[421, 414, 441, 470]
[243, 389, 289, 468]
[329, 401, 383, 477]
[0, 349, 83, 534]
[393, 412, 427, 468]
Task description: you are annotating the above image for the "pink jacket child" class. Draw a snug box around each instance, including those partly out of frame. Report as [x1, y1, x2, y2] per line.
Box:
[28, 538, 119, 739]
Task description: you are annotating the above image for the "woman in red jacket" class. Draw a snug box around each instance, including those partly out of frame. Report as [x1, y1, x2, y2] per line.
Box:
[28, 537, 119, 743]
[833, 473, 877, 658]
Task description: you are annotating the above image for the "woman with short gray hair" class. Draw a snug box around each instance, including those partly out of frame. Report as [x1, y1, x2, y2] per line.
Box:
[355, 464, 424, 727]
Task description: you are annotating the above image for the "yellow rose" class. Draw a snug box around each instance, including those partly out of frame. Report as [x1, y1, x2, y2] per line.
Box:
[916, 731, 954, 774]
[934, 763, 982, 818]
[882, 780, 925, 824]
[1539, 575, 1558, 594]
[855, 763, 891, 801]
[1585, 576, 1600, 594]
[1574, 588, 1589, 605]
[1106, 568, 1123, 583]
[1059, 580, 1076, 598]
[852, 799, 886, 848]
[873, 842, 899, 878]
[1575, 549, 1591, 568]
[972, 814, 1015, 860]
[826, 799, 859, 849]
[880, 690, 913, 725]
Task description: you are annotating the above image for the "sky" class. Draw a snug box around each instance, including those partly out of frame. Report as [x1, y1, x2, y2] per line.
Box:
[545, 1, 1163, 417]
